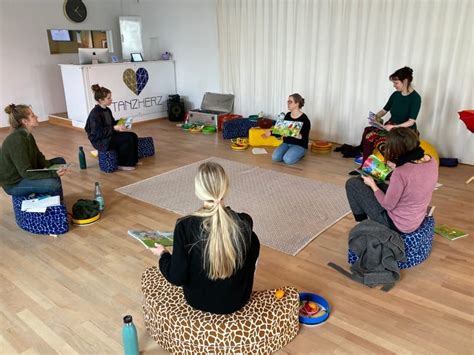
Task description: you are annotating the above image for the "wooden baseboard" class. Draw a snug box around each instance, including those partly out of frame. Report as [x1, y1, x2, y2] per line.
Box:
[48, 116, 73, 128]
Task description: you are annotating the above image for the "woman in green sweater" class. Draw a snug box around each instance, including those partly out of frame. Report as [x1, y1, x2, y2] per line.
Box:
[356, 66, 422, 167]
[0, 104, 67, 196]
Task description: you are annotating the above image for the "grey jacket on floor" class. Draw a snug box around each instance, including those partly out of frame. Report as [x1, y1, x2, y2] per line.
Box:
[349, 219, 406, 287]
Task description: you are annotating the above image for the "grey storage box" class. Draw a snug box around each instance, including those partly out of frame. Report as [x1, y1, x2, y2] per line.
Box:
[188, 92, 235, 127]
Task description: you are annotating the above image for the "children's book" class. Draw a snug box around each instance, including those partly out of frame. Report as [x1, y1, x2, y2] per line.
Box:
[27, 163, 71, 172]
[272, 120, 303, 137]
[368, 111, 386, 130]
[117, 117, 133, 129]
[128, 230, 174, 248]
[434, 225, 469, 240]
[356, 154, 392, 182]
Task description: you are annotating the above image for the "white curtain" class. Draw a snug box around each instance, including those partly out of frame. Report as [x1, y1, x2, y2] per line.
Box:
[217, 0, 473, 164]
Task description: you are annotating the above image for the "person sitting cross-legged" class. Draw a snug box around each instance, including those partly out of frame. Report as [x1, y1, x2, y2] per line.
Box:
[0, 104, 67, 197]
[149, 162, 260, 314]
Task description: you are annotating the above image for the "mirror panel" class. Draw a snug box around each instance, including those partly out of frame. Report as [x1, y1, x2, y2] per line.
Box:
[119, 16, 143, 61]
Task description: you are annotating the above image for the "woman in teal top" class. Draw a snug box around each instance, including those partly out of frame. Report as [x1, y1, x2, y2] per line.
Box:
[359, 67, 421, 164]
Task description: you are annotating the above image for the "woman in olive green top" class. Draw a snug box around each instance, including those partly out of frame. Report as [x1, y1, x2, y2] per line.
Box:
[0, 104, 68, 196]
[358, 66, 422, 165]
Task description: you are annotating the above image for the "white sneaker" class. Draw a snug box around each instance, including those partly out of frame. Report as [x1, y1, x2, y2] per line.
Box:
[118, 166, 136, 171]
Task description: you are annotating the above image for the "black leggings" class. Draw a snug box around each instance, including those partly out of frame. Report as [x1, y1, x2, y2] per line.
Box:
[345, 177, 400, 233]
[108, 132, 138, 167]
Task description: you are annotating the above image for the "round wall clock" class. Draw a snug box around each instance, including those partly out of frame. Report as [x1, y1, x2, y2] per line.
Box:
[64, 0, 87, 23]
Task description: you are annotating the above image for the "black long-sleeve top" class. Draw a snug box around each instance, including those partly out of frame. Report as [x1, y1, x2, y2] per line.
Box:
[84, 105, 117, 151]
[159, 208, 260, 314]
[280, 112, 311, 149]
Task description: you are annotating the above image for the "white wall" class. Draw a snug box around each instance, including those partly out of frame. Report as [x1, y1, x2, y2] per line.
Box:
[0, 0, 122, 126]
[120, 0, 220, 110]
[0, 0, 220, 127]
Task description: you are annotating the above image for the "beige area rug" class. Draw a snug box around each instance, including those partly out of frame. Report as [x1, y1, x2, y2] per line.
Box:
[116, 157, 350, 255]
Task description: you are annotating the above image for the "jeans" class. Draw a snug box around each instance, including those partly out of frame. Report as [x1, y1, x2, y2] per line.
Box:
[3, 157, 65, 197]
[272, 143, 306, 165]
[345, 177, 400, 232]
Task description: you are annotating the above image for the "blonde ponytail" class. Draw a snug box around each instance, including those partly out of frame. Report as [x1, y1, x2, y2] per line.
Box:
[193, 162, 247, 280]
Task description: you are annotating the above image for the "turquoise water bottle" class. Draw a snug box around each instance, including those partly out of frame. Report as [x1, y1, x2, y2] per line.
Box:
[122, 315, 139, 355]
[78, 146, 87, 169]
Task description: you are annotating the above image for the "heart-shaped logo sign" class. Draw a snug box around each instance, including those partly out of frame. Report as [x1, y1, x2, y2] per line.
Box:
[123, 68, 149, 95]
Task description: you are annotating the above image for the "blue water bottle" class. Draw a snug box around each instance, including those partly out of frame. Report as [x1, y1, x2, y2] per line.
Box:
[122, 315, 139, 355]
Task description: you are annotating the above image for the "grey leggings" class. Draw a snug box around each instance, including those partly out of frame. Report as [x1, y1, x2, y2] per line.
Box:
[345, 177, 399, 232]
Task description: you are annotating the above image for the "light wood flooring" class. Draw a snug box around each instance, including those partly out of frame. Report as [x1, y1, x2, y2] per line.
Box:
[0, 120, 473, 354]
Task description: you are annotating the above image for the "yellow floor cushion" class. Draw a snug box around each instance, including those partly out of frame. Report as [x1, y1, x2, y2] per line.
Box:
[248, 127, 283, 147]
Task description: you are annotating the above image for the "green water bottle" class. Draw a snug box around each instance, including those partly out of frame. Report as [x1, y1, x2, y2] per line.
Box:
[122, 315, 139, 355]
[78, 146, 87, 169]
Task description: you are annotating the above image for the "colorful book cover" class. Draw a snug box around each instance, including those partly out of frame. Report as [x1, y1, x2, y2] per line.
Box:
[368, 111, 386, 130]
[128, 230, 174, 248]
[117, 117, 133, 129]
[434, 225, 469, 240]
[272, 120, 303, 137]
[359, 154, 392, 182]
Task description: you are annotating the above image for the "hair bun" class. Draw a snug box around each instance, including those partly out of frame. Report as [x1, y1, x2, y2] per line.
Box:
[91, 84, 101, 92]
[4, 103, 15, 114]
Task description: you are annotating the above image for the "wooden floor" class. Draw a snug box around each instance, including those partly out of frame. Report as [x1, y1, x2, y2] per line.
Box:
[0, 120, 473, 354]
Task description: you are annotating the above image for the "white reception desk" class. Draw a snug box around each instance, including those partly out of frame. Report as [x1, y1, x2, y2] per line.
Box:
[59, 61, 176, 128]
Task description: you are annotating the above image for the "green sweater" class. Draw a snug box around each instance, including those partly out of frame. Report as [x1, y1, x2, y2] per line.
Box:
[0, 128, 56, 187]
[383, 90, 422, 128]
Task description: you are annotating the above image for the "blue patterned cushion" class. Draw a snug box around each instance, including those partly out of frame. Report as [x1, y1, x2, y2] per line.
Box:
[12, 195, 69, 235]
[98, 150, 119, 173]
[138, 136, 155, 158]
[222, 119, 258, 139]
[348, 217, 435, 269]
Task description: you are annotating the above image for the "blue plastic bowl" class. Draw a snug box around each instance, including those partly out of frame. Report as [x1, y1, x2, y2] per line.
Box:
[298, 292, 330, 325]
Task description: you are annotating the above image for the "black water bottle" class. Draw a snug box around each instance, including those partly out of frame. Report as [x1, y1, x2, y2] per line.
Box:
[78, 146, 87, 169]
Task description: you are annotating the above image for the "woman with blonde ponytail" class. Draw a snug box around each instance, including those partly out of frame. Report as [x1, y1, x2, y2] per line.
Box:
[150, 162, 260, 314]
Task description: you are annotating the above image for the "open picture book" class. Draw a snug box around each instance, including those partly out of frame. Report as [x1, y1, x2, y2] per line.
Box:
[128, 230, 174, 248]
[27, 163, 71, 172]
[356, 154, 392, 182]
[117, 117, 133, 129]
[434, 225, 469, 240]
[368, 111, 386, 130]
[272, 120, 303, 137]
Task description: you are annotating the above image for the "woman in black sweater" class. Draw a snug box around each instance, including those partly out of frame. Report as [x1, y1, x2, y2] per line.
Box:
[263, 93, 311, 165]
[150, 162, 260, 314]
[84, 84, 138, 170]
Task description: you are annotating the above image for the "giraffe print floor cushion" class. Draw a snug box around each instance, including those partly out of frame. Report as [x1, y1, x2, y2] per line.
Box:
[12, 195, 69, 236]
[348, 216, 435, 269]
[141, 266, 300, 354]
